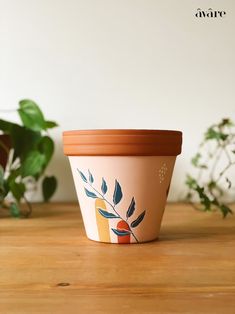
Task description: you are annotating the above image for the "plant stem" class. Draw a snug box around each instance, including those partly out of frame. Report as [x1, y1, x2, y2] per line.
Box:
[210, 145, 222, 181]
[215, 161, 235, 184]
[22, 196, 32, 218]
[87, 182, 139, 243]
[224, 146, 232, 164]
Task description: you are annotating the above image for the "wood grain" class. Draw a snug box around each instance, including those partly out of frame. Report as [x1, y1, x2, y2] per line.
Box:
[0, 203, 235, 313]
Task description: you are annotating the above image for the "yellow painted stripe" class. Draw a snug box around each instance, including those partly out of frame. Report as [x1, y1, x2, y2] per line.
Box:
[95, 198, 110, 242]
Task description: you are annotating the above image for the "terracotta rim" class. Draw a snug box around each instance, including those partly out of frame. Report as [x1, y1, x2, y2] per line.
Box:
[63, 129, 182, 156]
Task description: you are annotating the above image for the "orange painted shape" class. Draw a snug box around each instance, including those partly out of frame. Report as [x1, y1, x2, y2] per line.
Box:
[117, 220, 131, 244]
[95, 199, 110, 242]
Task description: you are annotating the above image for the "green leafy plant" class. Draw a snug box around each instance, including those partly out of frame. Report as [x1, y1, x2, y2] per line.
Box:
[186, 118, 235, 217]
[0, 99, 58, 217]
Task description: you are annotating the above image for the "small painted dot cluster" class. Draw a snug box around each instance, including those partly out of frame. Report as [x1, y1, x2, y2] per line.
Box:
[159, 163, 168, 183]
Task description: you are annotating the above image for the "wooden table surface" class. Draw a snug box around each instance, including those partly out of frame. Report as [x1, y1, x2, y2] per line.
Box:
[0, 203, 235, 314]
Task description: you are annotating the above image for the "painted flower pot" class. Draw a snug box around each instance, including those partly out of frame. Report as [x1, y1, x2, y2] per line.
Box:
[63, 129, 182, 244]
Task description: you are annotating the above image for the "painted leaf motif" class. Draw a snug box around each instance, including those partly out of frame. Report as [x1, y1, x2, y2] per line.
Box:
[111, 228, 131, 236]
[131, 211, 146, 228]
[101, 178, 107, 195]
[84, 188, 97, 198]
[113, 180, 122, 205]
[98, 209, 119, 219]
[78, 169, 87, 183]
[88, 169, 94, 183]
[126, 197, 135, 218]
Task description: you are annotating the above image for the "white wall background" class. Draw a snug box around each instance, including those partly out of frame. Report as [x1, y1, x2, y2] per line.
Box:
[0, 0, 235, 202]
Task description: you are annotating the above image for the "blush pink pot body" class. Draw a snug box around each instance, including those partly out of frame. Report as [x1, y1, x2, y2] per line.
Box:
[63, 129, 182, 244]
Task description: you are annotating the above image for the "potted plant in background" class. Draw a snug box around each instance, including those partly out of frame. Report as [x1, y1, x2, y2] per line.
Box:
[0, 99, 58, 217]
[186, 118, 235, 217]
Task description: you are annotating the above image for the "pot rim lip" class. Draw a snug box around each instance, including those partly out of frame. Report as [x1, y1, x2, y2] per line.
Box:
[63, 129, 182, 136]
[63, 129, 183, 156]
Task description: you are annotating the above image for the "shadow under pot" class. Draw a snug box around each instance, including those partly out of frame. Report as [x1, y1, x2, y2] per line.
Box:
[63, 129, 182, 244]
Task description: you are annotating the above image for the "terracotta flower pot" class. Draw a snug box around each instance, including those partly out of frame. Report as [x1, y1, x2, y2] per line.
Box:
[63, 129, 182, 244]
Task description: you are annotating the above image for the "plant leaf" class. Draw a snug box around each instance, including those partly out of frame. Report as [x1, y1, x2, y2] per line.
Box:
[3, 168, 21, 197]
[98, 208, 119, 218]
[5, 123, 42, 162]
[191, 153, 201, 167]
[88, 169, 94, 183]
[78, 169, 87, 183]
[196, 185, 211, 210]
[218, 118, 234, 127]
[111, 228, 131, 236]
[38, 136, 54, 167]
[205, 127, 228, 141]
[9, 181, 25, 201]
[21, 151, 46, 178]
[45, 120, 58, 129]
[9, 202, 21, 218]
[84, 188, 97, 198]
[126, 197, 135, 218]
[113, 180, 122, 205]
[18, 99, 46, 131]
[101, 178, 107, 195]
[42, 176, 57, 201]
[219, 204, 233, 218]
[185, 175, 197, 189]
[0, 119, 19, 133]
[131, 211, 146, 228]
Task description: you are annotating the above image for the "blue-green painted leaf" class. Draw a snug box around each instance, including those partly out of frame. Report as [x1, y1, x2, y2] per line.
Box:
[111, 228, 131, 236]
[84, 188, 97, 198]
[126, 197, 135, 218]
[113, 180, 122, 205]
[131, 211, 146, 228]
[101, 178, 107, 195]
[88, 169, 94, 183]
[78, 169, 87, 183]
[98, 208, 119, 219]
